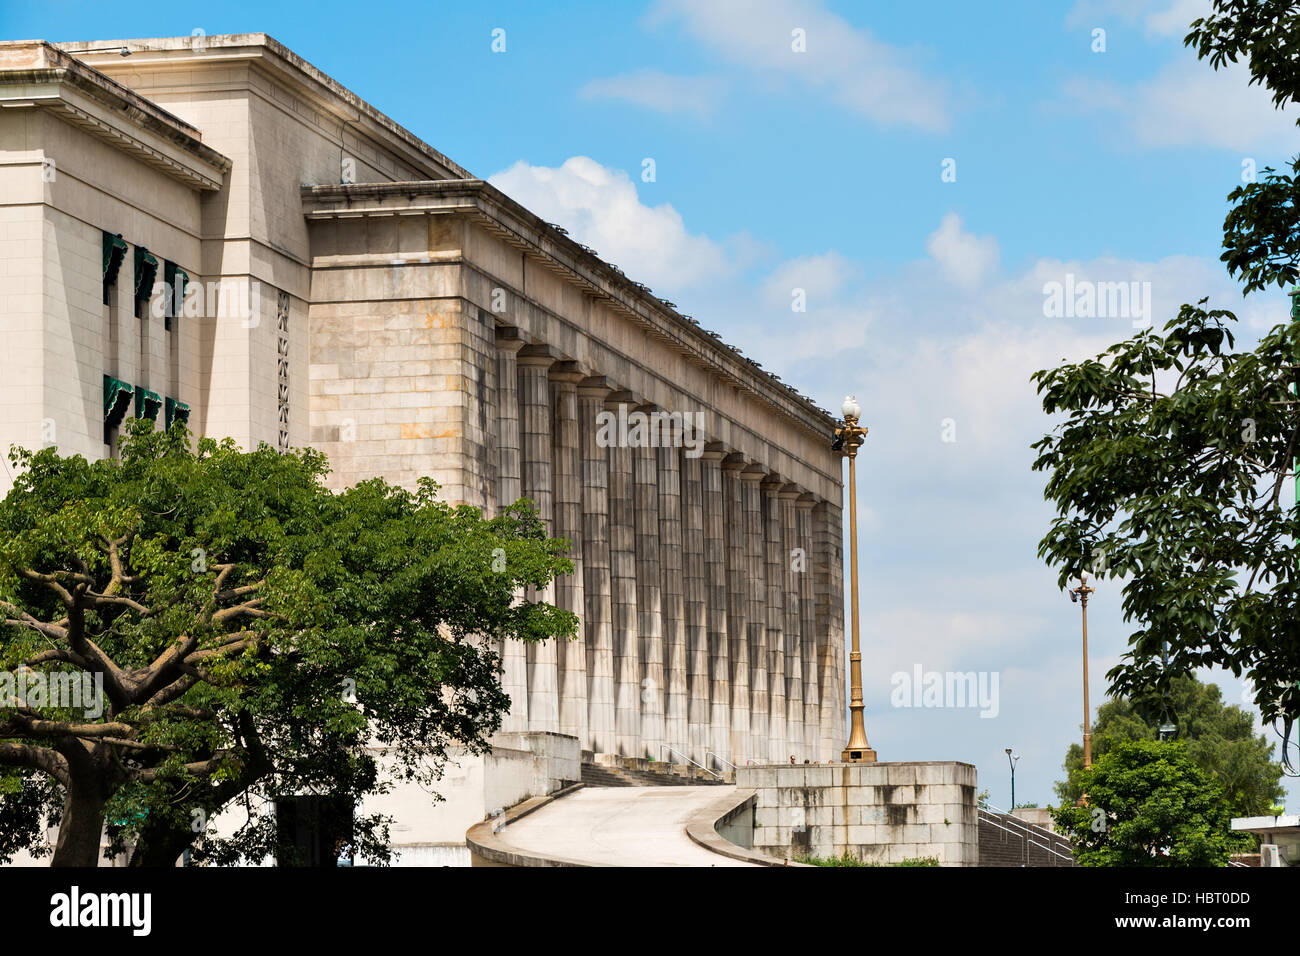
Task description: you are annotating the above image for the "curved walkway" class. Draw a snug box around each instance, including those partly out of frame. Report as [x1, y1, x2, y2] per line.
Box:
[469, 785, 782, 867]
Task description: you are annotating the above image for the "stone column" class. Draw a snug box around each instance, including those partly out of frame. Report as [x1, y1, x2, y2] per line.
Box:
[517, 344, 559, 733]
[494, 327, 527, 733]
[658, 440, 688, 759]
[797, 495, 820, 761]
[606, 391, 641, 757]
[634, 407, 665, 759]
[761, 475, 787, 763]
[779, 484, 805, 761]
[579, 376, 615, 755]
[825, 499, 847, 758]
[721, 456, 750, 763]
[551, 361, 587, 747]
[701, 446, 732, 766]
[463, 305, 499, 512]
[741, 465, 769, 762]
[681, 447, 711, 765]
[814, 498, 846, 760]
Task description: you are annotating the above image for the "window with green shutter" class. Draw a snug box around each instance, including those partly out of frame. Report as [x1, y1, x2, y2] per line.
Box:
[164, 397, 190, 430]
[102, 232, 126, 305]
[133, 246, 158, 319]
[103, 375, 133, 443]
[162, 261, 189, 330]
[134, 387, 162, 423]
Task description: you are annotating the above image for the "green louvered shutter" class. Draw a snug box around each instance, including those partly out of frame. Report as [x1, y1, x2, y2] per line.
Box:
[103, 375, 134, 442]
[133, 246, 159, 318]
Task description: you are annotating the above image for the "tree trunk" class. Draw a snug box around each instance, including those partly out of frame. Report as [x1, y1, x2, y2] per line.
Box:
[50, 780, 109, 867]
[128, 823, 190, 868]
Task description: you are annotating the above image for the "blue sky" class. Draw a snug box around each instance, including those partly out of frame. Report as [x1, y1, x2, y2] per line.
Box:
[7, 0, 1299, 808]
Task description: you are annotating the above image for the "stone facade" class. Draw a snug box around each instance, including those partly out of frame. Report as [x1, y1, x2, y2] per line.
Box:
[0, 35, 847, 777]
[737, 762, 980, 866]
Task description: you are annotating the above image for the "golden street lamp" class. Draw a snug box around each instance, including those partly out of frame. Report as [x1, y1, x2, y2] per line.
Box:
[835, 395, 877, 763]
[1068, 570, 1095, 769]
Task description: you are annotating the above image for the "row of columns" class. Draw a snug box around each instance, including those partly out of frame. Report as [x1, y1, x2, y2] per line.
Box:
[491, 331, 844, 766]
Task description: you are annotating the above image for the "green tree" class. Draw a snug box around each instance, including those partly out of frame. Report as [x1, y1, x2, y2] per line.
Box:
[0, 422, 576, 866]
[1055, 676, 1285, 820]
[1189, 1, 1300, 296]
[1032, 0, 1300, 746]
[1051, 740, 1236, 867]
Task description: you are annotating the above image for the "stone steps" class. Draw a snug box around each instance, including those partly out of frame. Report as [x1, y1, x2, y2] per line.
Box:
[579, 757, 733, 788]
[977, 809, 1076, 866]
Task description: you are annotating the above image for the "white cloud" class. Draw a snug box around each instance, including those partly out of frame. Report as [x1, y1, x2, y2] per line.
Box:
[759, 251, 857, 309]
[925, 212, 1000, 289]
[645, 0, 951, 132]
[1063, 53, 1297, 151]
[487, 156, 739, 290]
[578, 71, 727, 119]
[1065, 0, 1210, 37]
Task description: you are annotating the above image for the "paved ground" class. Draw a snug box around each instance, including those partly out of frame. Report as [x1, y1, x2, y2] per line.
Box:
[496, 786, 760, 867]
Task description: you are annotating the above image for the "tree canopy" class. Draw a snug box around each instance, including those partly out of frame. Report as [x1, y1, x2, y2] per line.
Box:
[1055, 675, 1285, 822]
[0, 422, 576, 866]
[1051, 739, 1237, 867]
[1033, 0, 1300, 757]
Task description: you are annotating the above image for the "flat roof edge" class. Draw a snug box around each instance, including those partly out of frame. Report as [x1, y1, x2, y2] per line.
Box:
[301, 180, 838, 433]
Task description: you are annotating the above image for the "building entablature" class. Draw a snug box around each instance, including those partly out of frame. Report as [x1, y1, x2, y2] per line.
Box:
[0, 40, 230, 191]
[300, 179, 839, 452]
[57, 33, 470, 183]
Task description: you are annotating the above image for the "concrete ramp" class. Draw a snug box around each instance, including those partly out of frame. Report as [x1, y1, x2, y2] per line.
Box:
[467, 785, 787, 867]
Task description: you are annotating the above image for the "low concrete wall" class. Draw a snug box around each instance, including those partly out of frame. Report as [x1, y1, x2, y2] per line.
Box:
[716, 796, 754, 850]
[466, 783, 589, 867]
[737, 761, 979, 866]
[682, 789, 804, 867]
[364, 730, 580, 865]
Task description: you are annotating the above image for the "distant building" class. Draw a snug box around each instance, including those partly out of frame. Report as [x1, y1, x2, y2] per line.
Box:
[1232, 814, 1299, 866]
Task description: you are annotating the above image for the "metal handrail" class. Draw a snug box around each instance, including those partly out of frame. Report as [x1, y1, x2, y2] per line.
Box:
[660, 745, 722, 778]
[979, 808, 1074, 862]
[704, 750, 736, 772]
[979, 812, 1074, 862]
[980, 813, 1072, 863]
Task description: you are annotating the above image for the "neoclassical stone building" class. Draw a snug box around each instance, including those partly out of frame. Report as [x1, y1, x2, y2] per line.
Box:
[0, 35, 846, 778]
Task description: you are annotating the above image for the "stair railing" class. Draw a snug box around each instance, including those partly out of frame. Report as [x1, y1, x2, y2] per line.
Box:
[979, 811, 1073, 863]
[704, 750, 736, 772]
[660, 745, 722, 779]
[979, 807, 1075, 863]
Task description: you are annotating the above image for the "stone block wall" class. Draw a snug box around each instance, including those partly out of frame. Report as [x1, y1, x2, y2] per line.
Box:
[737, 761, 979, 866]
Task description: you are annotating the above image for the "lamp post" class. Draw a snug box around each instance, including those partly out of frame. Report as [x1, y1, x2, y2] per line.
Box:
[834, 395, 876, 763]
[1006, 748, 1026, 865]
[1068, 570, 1095, 769]
[1157, 640, 1177, 742]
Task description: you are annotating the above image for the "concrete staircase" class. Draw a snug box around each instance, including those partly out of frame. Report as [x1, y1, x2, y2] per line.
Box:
[579, 751, 734, 787]
[978, 808, 1076, 866]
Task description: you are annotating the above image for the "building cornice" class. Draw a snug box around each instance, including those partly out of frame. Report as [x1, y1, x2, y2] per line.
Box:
[0, 41, 230, 191]
[300, 179, 839, 442]
[56, 34, 472, 183]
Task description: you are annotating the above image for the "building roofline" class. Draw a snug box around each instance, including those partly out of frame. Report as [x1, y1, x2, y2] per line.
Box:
[28, 33, 838, 439]
[0, 40, 231, 189]
[55, 34, 473, 182]
[302, 179, 839, 436]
